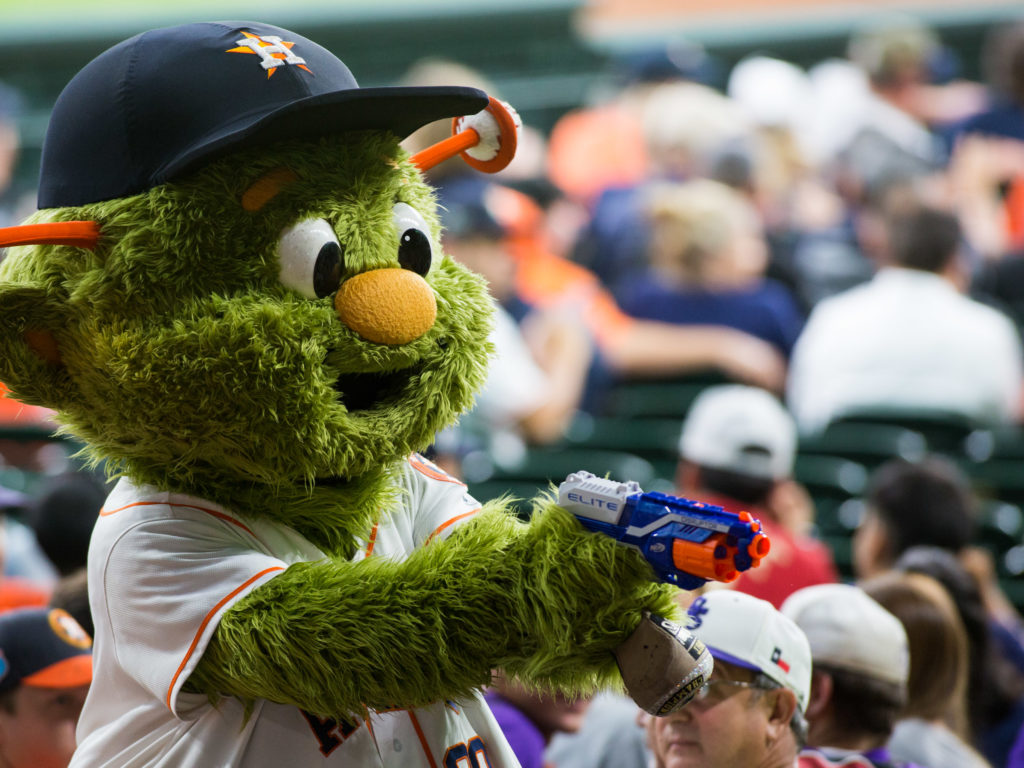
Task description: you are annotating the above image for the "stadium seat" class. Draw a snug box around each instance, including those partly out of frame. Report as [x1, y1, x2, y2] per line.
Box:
[798, 421, 927, 470]
[562, 413, 680, 481]
[598, 371, 729, 419]
[830, 407, 978, 456]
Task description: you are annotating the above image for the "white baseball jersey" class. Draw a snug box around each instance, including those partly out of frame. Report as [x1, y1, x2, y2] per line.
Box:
[70, 454, 522, 768]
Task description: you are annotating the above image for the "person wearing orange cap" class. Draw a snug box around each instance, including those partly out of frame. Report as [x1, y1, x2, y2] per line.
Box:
[0, 607, 92, 768]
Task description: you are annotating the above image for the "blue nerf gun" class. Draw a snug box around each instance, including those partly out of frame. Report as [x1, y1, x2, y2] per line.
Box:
[557, 471, 771, 590]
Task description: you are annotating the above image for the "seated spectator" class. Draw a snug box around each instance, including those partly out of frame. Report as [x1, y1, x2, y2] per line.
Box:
[0, 606, 92, 768]
[485, 674, 590, 768]
[853, 456, 1024, 733]
[676, 385, 838, 607]
[438, 181, 592, 452]
[641, 590, 812, 768]
[862, 571, 991, 768]
[852, 456, 976, 580]
[781, 583, 920, 768]
[895, 546, 1024, 767]
[545, 689, 649, 768]
[570, 81, 753, 298]
[950, 21, 1024, 146]
[0, 483, 56, 610]
[788, 204, 1023, 434]
[439, 177, 788, 406]
[618, 179, 805, 358]
[27, 471, 105, 578]
[833, 15, 948, 198]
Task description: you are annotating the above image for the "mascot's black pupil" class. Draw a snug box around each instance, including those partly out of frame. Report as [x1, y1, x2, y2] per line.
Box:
[313, 241, 343, 298]
[398, 229, 431, 276]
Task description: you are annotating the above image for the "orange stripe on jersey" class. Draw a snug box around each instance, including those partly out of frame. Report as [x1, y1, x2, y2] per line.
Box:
[424, 508, 481, 546]
[165, 566, 284, 711]
[408, 454, 466, 486]
[100, 501, 256, 538]
[364, 522, 379, 557]
[363, 704, 376, 742]
[407, 710, 440, 768]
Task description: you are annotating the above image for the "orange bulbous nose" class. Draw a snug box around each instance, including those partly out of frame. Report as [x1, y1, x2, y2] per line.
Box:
[334, 268, 437, 345]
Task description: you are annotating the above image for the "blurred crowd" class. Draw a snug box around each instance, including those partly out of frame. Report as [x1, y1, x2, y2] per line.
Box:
[2, 10, 1024, 768]
[398, 12, 1024, 768]
[408, 13, 1024, 457]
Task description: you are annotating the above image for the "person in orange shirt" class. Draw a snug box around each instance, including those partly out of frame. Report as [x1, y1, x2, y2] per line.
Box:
[675, 384, 839, 608]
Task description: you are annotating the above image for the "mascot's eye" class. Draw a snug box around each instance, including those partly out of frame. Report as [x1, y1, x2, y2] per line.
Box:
[277, 218, 345, 299]
[393, 202, 434, 277]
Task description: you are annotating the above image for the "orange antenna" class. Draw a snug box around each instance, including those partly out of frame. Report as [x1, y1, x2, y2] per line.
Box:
[0, 221, 101, 250]
[411, 96, 520, 174]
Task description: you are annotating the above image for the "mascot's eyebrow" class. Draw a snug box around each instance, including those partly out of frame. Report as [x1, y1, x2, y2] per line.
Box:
[241, 167, 300, 212]
[0, 220, 101, 250]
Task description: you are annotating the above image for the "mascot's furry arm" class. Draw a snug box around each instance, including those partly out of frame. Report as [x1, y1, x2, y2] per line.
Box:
[191, 501, 678, 717]
[0, 108, 711, 743]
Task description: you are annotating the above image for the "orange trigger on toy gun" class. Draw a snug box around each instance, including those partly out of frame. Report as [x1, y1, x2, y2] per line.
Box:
[411, 96, 519, 174]
[0, 221, 101, 250]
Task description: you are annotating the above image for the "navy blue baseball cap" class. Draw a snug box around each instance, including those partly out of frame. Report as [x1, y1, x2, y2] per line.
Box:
[38, 21, 489, 208]
[0, 608, 92, 693]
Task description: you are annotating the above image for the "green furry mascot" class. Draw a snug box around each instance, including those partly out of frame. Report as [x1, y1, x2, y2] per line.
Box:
[0, 22, 721, 767]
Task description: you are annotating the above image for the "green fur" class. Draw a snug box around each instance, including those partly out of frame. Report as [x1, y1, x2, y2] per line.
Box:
[0, 130, 681, 717]
[192, 500, 679, 719]
[0, 134, 491, 549]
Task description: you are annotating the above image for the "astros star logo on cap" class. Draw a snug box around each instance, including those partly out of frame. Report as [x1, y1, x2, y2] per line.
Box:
[227, 31, 313, 78]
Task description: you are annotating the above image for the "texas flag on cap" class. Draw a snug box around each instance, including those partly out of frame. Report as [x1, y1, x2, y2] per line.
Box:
[0, 607, 92, 693]
[686, 590, 811, 712]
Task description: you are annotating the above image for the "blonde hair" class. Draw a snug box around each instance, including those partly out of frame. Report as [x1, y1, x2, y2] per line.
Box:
[862, 571, 972, 740]
[645, 179, 758, 284]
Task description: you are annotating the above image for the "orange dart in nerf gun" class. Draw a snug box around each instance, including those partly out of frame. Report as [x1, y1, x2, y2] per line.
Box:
[411, 96, 520, 174]
[558, 471, 771, 590]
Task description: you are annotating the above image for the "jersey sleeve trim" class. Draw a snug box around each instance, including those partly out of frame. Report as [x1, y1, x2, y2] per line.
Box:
[424, 508, 481, 545]
[408, 454, 466, 486]
[364, 522, 379, 557]
[101, 500, 257, 538]
[165, 565, 284, 712]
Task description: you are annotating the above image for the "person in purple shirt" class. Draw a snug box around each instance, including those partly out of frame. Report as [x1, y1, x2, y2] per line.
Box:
[485, 676, 590, 768]
[1009, 723, 1024, 768]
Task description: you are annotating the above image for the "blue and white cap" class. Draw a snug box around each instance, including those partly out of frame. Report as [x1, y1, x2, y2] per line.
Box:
[38, 21, 488, 208]
[686, 590, 812, 712]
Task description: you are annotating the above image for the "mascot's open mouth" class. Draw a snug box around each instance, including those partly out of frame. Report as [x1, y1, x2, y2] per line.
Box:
[333, 367, 421, 412]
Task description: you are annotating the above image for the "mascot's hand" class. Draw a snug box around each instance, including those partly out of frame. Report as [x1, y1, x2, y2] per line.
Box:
[615, 612, 713, 716]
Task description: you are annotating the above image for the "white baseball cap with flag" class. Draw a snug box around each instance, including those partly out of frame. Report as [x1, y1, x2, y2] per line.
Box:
[780, 583, 909, 686]
[685, 590, 812, 712]
[679, 385, 797, 480]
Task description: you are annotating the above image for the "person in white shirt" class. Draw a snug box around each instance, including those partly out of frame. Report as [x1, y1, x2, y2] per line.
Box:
[787, 204, 1023, 434]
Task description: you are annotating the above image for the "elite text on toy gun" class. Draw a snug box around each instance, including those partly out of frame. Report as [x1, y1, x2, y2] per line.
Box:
[558, 471, 771, 590]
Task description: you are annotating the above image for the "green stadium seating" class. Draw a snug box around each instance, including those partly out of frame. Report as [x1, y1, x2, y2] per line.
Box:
[598, 371, 730, 419]
[830, 408, 978, 456]
[798, 421, 927, 470]
[562, 413, 681, 482]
